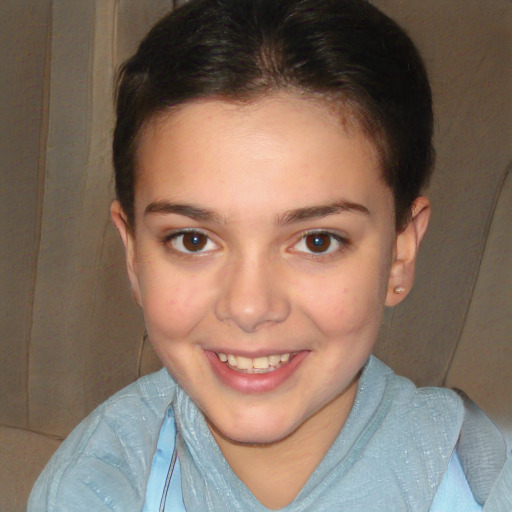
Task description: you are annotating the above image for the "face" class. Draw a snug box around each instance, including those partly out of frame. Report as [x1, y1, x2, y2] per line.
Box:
[113, 94, 419, 446]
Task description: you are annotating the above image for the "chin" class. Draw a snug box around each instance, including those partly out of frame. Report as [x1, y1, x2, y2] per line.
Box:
[208, 413, 300, 446]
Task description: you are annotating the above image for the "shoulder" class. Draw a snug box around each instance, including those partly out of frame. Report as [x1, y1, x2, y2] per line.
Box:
[374, 358, 465, 482]
[368, 357, 507, 508]
[27, 369, 177, 512]
[341, 357, 466, 509]
[369, 356, 465, 441]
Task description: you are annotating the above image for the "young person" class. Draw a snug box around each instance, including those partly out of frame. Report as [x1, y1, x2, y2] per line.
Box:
[28, 0, 510, 510]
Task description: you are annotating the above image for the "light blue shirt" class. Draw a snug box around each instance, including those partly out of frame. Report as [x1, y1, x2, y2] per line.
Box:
[431, 453, 482, 511]
[142, 400, 481, 511]
[28, 357, 507, 511]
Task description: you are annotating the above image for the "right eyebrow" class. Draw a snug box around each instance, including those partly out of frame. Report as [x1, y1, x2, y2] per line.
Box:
[144, 201, 224, 223]
[277, 200, 370, 225]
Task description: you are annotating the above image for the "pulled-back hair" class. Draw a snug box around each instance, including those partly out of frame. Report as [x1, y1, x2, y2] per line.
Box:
[114, 0, 434, 229]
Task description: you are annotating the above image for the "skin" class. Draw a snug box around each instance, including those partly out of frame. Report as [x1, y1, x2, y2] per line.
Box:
[111, 93, 430, 509]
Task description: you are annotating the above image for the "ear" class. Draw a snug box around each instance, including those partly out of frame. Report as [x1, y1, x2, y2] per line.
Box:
[386, 196, 431, 306]
[110, 200, 142, 307]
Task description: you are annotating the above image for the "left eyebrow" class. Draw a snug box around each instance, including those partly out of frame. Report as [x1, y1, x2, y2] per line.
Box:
[144, 201, 224, 223]
[278, 200, 370, 225]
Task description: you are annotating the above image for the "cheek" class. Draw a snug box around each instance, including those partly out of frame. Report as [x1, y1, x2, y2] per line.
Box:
[137, 262, 212, 340]
[298, 259, 389, 336]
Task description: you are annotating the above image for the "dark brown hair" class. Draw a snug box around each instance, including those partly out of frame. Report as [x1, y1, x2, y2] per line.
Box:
[114, 0, 434, 229]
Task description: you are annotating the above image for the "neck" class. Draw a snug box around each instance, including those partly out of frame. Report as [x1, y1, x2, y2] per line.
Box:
[209, 379, 358, 510]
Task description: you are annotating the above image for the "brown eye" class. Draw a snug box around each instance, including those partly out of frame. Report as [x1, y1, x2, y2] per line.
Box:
[168, 231, 216, 254]
[291, 231, 347, 257]
[305, 233, 332, 253]
[182, 232, 207, 251]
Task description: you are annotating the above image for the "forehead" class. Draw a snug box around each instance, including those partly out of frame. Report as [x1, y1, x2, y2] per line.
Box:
[134, 93, 389, 219]
[138, 93, 378, 164]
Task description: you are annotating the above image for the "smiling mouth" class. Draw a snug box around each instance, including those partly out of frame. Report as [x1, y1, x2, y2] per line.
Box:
[215, 352, 294, 374]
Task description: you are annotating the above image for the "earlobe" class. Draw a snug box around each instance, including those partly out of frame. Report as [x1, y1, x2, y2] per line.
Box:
[385, 196, 431, 307]
[110, 200, 143, 307]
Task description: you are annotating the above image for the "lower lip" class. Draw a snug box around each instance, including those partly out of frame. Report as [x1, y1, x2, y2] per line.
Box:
[205, 351, 309, 394]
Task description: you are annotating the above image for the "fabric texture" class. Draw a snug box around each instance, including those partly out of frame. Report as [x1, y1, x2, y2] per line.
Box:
[27, 369, 177, 512]
[173, 356, 465, 511]
[28, 357, 507, 511]
[429, 452, 482, 512]
[483, 455, 512, 511]
[144, 396, 482, 512]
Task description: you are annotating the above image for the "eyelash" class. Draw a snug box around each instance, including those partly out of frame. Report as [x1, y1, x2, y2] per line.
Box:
[161, 229, 349, 259]
[162, 229, 218, 255]
[290, 231, 349, 258]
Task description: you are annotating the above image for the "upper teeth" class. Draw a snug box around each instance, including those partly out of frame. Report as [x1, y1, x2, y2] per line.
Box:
[217, 353, 291, 370]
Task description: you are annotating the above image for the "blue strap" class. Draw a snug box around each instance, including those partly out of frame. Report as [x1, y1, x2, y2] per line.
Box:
[142, 405, 186, 512]
[429, 451, 482, 511]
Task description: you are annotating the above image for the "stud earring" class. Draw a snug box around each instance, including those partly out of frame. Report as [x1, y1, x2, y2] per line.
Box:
[394, 286, 405, 294]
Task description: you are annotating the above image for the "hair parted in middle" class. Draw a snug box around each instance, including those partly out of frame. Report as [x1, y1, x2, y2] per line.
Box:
[114, 0, 434, 230]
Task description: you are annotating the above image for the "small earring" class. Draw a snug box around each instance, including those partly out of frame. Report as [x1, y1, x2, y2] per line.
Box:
[394, 286, 405, 294]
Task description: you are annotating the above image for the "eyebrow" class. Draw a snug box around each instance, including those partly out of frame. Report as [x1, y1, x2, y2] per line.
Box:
[144, 201, 224, 223]
[144, 199, 369, 225]
[278, 200, 370, 225]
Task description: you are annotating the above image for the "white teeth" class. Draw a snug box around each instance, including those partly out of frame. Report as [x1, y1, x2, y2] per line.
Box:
[236, 356, 252, 370]
[269, 355, 281, 366]
[216, 352, 292, 372]
[253, 357, 270, 370]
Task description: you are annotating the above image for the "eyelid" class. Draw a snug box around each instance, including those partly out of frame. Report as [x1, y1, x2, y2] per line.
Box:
[162, 228, 220, 255]
[288, 229, 350, 258]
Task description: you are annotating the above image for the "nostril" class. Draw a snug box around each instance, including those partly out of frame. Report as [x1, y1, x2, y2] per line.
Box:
[214, 258, 291, 331]
[214, 284, 291, 332]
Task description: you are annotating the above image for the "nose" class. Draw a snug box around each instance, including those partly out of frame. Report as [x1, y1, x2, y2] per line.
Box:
[214, 253, 291, 333]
